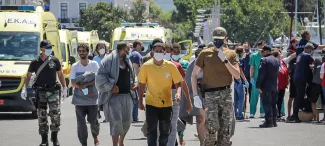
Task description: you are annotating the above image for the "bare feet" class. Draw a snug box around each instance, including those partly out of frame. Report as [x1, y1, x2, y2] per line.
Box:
[94, 137, 99, 146]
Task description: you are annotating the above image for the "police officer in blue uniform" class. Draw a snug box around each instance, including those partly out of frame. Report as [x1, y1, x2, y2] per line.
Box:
[256, 46, 280, 128]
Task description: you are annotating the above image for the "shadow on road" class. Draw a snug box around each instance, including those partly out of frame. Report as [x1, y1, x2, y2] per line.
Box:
[128, 138, 147, 140]
[0, 113, 36, 121]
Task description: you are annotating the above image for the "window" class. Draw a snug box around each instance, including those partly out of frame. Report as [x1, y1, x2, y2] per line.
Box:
[60, 3, 68, 19]
[79, 3, 86, 15]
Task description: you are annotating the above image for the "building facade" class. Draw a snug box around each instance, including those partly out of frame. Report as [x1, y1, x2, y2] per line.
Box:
[50, 0, 111, 27]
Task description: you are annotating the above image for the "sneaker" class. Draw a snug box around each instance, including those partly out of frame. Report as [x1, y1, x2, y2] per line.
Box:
[249, 114, 255, 118]
[236, 116, 244, 120]
[286, 116, 301, 123]
[259, 113, 265, 118]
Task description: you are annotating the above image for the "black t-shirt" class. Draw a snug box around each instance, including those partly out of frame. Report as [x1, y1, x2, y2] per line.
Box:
[116, 65, 130, 94]
[28, 56, 61, 85]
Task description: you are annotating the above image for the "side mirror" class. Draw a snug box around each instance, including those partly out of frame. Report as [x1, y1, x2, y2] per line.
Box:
[69, 56, 76, 65]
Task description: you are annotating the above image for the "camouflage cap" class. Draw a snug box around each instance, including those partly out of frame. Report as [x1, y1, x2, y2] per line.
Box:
[212, 27, 227, 39]
[305, 43, 314, 49]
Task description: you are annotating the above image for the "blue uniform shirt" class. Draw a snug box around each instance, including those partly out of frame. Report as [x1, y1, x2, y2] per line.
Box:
[296, 39, 318, 55]
[293, 52, 314, 82]
[256, 54, 280, 92]
[129, 49, 143, 65]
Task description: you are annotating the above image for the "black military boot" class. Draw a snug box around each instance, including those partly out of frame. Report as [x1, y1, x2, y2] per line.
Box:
[51, 132, 60, 146]
[39, 134, 48, 146]
[259, 117, 274, 128]
[273, 117, 278, 127]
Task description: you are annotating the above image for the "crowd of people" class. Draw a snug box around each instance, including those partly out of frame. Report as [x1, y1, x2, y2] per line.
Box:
[23, 26, 325, 146]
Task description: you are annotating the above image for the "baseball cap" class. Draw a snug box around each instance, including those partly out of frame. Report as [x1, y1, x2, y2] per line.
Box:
[212, 27, 227, 39]
[40, 40, 54, 49]
[305, 43, 314, 49]
[262, 45, 272, 52]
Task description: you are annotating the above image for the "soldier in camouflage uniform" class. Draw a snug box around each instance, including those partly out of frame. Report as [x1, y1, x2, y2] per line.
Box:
[21, 40, 68, 146]
[191, 27, 240, 146]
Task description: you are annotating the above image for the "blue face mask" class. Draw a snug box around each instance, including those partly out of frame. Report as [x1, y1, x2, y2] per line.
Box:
[45, 49, 52, 56]
[213, 40, 224, 48]
[172, 55, 181, 61]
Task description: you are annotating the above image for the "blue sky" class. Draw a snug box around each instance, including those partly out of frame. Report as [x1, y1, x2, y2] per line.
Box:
[153, 0, 175, 12]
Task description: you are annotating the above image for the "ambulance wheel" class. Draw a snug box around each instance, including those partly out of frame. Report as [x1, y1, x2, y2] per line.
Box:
[31, 110, 38, 119]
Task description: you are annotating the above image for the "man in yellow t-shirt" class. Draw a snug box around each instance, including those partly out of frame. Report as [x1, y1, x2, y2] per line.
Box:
[138, 42, 184, 146]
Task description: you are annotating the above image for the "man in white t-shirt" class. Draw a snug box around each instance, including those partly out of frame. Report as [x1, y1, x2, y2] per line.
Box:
[70, 43, 100, 146]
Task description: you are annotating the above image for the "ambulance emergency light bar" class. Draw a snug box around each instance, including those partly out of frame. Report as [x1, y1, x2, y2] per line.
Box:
[64, 27, 86, 31]
[0, 5, 50, 11]
[120, 23, 159, 27]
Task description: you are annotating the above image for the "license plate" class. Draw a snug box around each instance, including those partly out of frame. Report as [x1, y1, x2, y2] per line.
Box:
[0, 100, 3, 105]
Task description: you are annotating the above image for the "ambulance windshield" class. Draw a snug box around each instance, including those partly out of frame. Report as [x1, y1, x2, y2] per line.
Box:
[0, 32, 40, 61]
[113, 40, 152, 56]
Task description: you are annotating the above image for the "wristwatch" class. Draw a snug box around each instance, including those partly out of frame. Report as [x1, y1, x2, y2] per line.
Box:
[223, 59, 229, 64]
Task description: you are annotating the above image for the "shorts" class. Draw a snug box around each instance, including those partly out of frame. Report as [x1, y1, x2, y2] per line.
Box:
[308, 83, 323, 103]
[289, 79, 297, 98]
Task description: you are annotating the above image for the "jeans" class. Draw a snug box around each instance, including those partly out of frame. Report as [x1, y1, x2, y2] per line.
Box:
[146, 105, 172, 146]
[132, 103, 139, 121]
[234, 79, 245, 118]
[75, 105, 100, 146]
[167, 104, 180, 146]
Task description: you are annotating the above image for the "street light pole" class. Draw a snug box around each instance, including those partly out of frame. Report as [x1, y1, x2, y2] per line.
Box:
[294, 0, 298, 37]
[318, 0, 323, 44]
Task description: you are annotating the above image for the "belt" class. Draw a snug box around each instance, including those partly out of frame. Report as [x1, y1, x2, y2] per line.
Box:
[204, 85, 231, 92]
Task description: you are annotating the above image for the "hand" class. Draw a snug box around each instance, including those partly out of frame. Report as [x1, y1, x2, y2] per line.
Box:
[21, 87, 27, 100]
[139, 102, 145, 111]
[244, 80, 249, 88]
[193, 95, 203, 108]
[250, 78, 255, 84]
[131, 83, 138, 91]
[88, 91, 93, 97]
[218, 50, 226, 62]
[258, 89, 263, 94]
[62, 87, 68, 98]
[186, 100, 193, 114]
[175, 93, 181, 103]
[112, 85, 119, 94]
[290, 53, 296, 58]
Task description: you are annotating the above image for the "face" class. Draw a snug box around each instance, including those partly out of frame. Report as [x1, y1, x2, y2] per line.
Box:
[97, 44, 106, 52]
[154, 46, 164, 53]
[165, 47, 172, 54]
[292, 40, 298, 48]
[261, 50, 269, 57]
[40, 47, 46, 53]
[306, 33, 311, 40]
[304, 48, 312, 53]
[78, 47, 89, 59]
[172, 47, 180, 55]
[119, 46, 128, 58]
[136, 43, 142, 50]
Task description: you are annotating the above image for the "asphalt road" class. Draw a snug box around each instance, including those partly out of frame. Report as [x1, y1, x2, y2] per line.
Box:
[1, 89, 325, 146]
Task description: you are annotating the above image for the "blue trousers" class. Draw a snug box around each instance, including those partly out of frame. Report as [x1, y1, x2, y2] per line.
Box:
[234, 80, 245, 118]
[132, 103, 139, 121]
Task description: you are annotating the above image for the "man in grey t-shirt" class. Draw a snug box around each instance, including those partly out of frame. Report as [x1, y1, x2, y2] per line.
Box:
[309, 56, 325, 121]
[70, 44, 100, 146]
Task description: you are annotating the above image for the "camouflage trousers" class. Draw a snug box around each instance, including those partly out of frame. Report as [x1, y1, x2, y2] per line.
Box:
[37, 90, 61, 135]
[203, 88, 232, 146]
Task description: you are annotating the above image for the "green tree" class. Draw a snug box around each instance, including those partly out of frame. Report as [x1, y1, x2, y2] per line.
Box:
[43, 0, 50, 4]
[129, 0, 148, 23]
[148, 0, 163, 20]
[78, 2, 128, 41]
[221, 0, 291, 45]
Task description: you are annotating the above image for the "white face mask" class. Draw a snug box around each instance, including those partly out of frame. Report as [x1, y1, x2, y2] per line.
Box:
[154, 53, 164, 61]
[172, 55, 181, 61]
[99, 48, 105, 55]
[164, 53, 171, 60]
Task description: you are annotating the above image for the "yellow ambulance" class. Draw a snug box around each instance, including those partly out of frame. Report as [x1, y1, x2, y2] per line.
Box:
[77, 31, 100, 56]
[0, 5, 63, 117]
[111, 23, 192, 60]
[59, 29, 78, 94]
